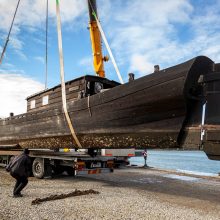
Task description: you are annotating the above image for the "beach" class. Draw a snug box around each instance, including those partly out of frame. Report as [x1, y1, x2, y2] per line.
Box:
[0, 167, 220, 220]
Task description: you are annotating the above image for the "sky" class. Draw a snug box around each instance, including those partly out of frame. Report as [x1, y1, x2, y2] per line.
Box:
[0, 0, 220, 117]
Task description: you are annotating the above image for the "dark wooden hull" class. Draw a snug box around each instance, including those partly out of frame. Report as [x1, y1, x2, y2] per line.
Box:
[201, 71, 220, 160]
[1, 56, 220, 160]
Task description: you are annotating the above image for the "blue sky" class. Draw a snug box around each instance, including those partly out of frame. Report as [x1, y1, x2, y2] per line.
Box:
[0, 0, 220, 116]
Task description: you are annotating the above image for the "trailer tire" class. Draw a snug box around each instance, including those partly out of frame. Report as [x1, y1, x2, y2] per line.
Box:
[32, 158, 45, 179]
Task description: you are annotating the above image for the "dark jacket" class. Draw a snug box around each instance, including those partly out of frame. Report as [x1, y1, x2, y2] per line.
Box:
[8, 153, 31, 177]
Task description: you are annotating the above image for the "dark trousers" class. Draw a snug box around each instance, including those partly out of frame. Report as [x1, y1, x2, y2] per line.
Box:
[11, 174, 28, 195]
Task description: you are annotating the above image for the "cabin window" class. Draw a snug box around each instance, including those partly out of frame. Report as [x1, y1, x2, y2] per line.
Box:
[42, 95, 49, 106]
[30, 100, 36, 109]
[85, 81, 103, 96]
[94, 82, 103, 93]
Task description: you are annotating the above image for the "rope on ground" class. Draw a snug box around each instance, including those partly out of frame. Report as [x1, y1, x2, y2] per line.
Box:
[0, 0, 21, 64]
[31, 189, 100, 205]
[55, 0, 82, 148]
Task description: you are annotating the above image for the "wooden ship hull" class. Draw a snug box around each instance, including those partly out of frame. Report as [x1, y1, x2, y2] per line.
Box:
[202, 67, 220, 160]
[0, 56, 220, 160]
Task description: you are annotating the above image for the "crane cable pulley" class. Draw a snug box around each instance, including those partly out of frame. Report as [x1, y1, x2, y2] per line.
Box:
[88, 0, 124, 84]
[0, 0, 21, 65]
[56, 0, 82, 148]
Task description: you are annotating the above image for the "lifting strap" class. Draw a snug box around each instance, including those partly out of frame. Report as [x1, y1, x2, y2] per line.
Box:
[45, 0, 49, 89]
[88, 0, 124, 84]
[56, 0, 82, 148]
[0, 0, 21, 65]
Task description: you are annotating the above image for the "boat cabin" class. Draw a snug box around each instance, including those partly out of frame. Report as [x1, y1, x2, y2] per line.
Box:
[26, 75, 120, 112]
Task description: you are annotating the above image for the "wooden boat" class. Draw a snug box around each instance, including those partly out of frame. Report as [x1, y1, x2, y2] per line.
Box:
[0, 55, 220, 161]
[1, 0, 220, 160]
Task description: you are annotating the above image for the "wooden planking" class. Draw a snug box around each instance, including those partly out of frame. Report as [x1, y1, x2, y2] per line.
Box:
[89, 73, 186, 108]
[28, 58, 193, 114]
[29, 83, 83, 102]
[27, 78, 85, 100]
[26, 75, 119, 112]
[214, 63, 220, 72]
[0, 94, 186, 142]
[27, 82, 84, 112]
[205, 71, 220, 124]
[26, 59, 189, 113]
[0, 74, 188, 140]
[0, 76, 191, 131]
[28, 93, 78, 112]
[0, 100, 184, 141]
[0, 56, 216, 149]
[203, 140, 220, 160]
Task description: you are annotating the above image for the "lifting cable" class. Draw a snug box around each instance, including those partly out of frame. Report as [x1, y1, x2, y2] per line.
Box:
[88, 0, 124, 84]
[45, 0, 48, 89]
[56, 0, 82, 148]
[0, 0, 21, 65]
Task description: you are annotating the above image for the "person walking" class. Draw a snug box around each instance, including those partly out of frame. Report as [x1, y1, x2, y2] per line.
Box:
[6, 148, 32, 197]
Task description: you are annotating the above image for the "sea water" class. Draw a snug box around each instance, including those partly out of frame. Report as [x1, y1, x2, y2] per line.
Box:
[129, 150, 220, 176]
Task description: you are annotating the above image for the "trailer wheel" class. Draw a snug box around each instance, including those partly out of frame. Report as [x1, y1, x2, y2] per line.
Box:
[32, 158, 45, 179]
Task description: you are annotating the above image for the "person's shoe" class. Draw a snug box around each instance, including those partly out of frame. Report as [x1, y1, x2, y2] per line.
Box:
[18, 193, 23, 197]
[13, 193, 23, 198]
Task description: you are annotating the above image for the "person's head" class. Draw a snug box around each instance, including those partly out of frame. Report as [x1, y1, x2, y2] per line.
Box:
[23, 148, 30, 155]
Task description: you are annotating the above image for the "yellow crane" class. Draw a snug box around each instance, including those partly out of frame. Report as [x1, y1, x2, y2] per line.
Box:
[87, 0, 108, 78]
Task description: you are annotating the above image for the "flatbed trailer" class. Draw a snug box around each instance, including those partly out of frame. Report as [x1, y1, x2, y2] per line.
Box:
[101, 149, 136, 167]
[0, 148, 114, 179]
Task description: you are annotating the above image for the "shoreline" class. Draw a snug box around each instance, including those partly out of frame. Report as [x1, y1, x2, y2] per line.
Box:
[128, 165, 220, 180]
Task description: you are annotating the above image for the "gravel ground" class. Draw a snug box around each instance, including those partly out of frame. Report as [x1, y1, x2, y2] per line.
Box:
[0, 167, 220, 220]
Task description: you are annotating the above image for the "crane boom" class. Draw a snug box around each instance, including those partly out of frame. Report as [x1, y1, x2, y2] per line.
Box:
[88, 0, 105, 78]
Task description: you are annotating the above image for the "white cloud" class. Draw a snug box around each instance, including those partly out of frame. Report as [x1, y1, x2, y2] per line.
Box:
[0, 74, 44, 117]
[95, 0, 194, 75]
[79, 55, 93, 67]
[0, 0, 87, 30]
[0, 0, 87, 55]
[0, 62, 15, 69]
[129, 54, 154, 76]
[79, 56, 93, 66]
[79, 56, 93, 74]
[34, 56, 44, 64]
[10, 37, 23, 50]
[1, 0, 220, 81]
[97, 0, 220, 76]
